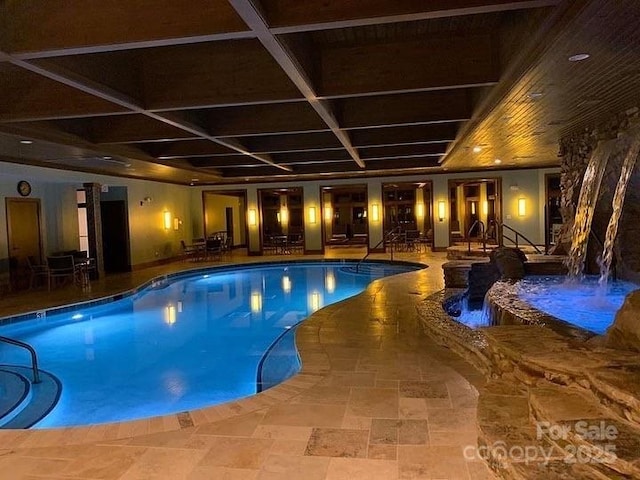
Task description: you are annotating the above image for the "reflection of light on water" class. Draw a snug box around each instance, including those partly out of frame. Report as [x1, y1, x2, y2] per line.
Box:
[163, 370, 186, 398]
[309, 291, 322, 312]
[72, 313, 83, 320]
[177, 301, 183, 313]
[282, 275, 291, 293]
[165, 304, 176, 325]
[325, 269, 335, 293]
[251, 291, 262, 313]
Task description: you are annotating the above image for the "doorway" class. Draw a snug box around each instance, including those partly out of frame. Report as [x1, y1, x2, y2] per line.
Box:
[6, 198, 43, 290]
[202, 190, 247, 247]
[100, 200, 131, 273]
[447, 178, 501, 245]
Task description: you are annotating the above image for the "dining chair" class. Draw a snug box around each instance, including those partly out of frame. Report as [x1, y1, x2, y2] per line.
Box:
[46, 255, 75, 290]
[27, 255, 49, 289]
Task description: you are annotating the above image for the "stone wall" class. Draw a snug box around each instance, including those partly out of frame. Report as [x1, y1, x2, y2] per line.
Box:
[558, 107, 640, 280]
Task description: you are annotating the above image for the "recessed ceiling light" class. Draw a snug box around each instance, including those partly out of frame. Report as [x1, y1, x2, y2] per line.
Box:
[568, 53, 590, 62]
[494, 159, 502, 164]
[20, 140, 33, 145]
[103, 156, 112, 160]
[527, 92, 544, 100]
[472, 146, 482, 153]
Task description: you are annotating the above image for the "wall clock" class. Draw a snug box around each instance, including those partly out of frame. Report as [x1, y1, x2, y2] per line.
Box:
[17, 180, 32, 197]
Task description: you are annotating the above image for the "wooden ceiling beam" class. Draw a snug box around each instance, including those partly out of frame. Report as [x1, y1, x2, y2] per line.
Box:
[141, 40, 303, 110]
[359, 143, 448, 159]
[339, 90, 473, 129]
[208, 101, 327, 137]
[319, 34, 499, 97]
[137, 140, 240, 159]
[228, 0, 365, 169]
[0, 65, 127, 122]
[0, 0, 250, 58]
[189, 157, 264, 168]
[350, 124, 459, 147]
[0, 48, 292, 171]
[241, 131, 343, 153]
[263, 0, 560, 32]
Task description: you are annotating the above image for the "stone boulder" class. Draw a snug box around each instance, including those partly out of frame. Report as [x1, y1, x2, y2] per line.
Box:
[605, 290, 640, 352]
[489, 247, 528, 280]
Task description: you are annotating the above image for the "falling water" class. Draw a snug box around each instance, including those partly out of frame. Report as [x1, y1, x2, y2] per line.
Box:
[598, 132, 640, 286]
[566, 142, 613, 279]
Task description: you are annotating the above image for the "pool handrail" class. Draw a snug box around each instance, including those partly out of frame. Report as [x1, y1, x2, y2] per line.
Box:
[356, 226, 402, 272]
[0, 335, 41, 384]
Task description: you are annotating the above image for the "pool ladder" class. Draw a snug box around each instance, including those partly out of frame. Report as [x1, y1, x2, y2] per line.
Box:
[0, 335, 40, 384]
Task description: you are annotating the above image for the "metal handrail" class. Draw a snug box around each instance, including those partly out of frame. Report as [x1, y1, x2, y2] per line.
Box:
[493, 220, 544, 254]
[0, 335, 41, 383]
[356, 226, 402, 272]
[467, 219, 486, 253]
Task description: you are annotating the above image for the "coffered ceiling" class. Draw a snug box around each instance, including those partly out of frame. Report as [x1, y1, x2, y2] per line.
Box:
[1, 0, 639, 185]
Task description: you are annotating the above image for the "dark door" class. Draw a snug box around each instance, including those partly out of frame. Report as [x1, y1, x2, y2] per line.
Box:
[225, 207, 234, 245]
[100, 200, 131, 273]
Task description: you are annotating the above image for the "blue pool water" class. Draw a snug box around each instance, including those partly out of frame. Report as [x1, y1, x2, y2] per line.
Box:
[0, 261, 419, 428]
[517, 275, 638, 334]
[451, 276, 638, 334]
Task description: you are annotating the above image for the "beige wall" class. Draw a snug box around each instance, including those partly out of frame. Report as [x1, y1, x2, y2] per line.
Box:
[203, 192, 245, 246]
[1, 160, 559, 272]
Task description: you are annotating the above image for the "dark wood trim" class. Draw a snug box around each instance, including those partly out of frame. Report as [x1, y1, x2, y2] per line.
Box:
[304, 249, 323, 255]
[369, 247, 386, 254]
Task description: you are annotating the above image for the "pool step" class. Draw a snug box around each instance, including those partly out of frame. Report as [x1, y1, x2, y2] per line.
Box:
[0, 365, 62, 429]
[0, 369, 31, 427]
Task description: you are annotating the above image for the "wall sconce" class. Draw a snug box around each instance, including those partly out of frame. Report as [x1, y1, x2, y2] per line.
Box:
[308, 206, 317, 224]
[282, 275, 291, 293]
[470, 201, 476, 215]
[416, 203, 425, 218]
[250, 291, 262, 313]
[518, 198, 527, 217]
[173, 218, 181, 230]
[248, 209, 257, 226]
[163, 211, 172, 230]
[438, 201, 446, 222]
[324, 205, 332, 221]
[371, 204, 380, 222]
[280, 207, 289, 225]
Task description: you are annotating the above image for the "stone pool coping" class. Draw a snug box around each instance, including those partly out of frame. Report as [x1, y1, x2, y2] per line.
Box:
[0, 258, 429, 447]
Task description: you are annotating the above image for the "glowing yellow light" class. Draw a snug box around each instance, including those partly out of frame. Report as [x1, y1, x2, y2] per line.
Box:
[325, 270, 335, 293]
[248, 208, 257, 226]
[471, 201, 476, 215]
[518, 198, 526, 217]
[282, 275, 291, 293]
[163, 211, 172, 230]
[416, 203, 424, 217]
[173, 217, 180, 230]
[165, 304, 176, 325]
[371, 204, 380, 222]
[324, 205, 332, 221]
[308, 206, 317, 224]
[309, 291, 322, 312]
[280, 207, 289, 224]
[438, 201, 446, 222]
[483, 200, 489, 215]
[251, 291, 262, 313]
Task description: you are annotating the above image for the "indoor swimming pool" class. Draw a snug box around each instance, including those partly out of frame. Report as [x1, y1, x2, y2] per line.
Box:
[0, 261, 420, 428]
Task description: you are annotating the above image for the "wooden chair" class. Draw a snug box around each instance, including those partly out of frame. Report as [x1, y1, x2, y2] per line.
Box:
[27, 256, 49, 289]
[46, 255, 75, 290]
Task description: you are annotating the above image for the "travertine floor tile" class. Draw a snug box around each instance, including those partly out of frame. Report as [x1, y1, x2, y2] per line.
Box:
[257, 454, 330, 480]
[305, 428, 369, 458]
[347, 388, 399, 418]
[119, 447, 206, 480]
[261, 404, 346, 427]
[325, 458, 399, 480]
[198, 437, 273, 469]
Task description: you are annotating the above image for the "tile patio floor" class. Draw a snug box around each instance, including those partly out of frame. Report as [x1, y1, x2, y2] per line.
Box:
[0, 249, 495, 479]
